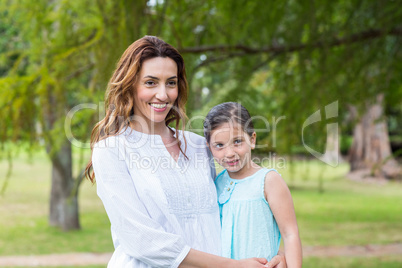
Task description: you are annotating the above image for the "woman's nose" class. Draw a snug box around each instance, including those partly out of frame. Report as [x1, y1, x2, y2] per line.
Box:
[155, 85, 168, 101]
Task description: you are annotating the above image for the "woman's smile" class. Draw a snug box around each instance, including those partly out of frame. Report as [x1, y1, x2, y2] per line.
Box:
[133, 57, 178, 128]
[149, 102, 168, 112]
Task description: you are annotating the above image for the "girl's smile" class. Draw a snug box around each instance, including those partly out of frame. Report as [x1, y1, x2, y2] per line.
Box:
[225, 159, 240, 166]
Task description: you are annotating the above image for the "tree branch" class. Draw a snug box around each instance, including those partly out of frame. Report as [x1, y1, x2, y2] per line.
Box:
[179, 28, 402, 55]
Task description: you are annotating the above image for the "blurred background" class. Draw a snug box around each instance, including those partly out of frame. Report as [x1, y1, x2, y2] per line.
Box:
[0, 0, 401, 267]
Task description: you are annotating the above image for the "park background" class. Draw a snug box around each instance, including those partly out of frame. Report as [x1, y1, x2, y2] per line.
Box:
[0, 0, 401, 267]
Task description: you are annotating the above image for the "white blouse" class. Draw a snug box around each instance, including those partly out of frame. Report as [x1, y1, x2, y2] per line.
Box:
[92, 127, 221, 268]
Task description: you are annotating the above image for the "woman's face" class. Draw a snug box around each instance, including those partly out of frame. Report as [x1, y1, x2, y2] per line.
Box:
[133, 57, 179, 126]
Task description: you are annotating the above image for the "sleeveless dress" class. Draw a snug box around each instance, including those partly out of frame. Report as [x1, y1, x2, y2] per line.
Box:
[215, 168, 281, 261]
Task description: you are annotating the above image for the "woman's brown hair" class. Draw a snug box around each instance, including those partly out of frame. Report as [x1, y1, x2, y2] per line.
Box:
[85, 36, 188, 183]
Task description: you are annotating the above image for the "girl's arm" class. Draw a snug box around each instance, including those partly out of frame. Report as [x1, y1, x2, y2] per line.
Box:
[180, 249, 268, 268]
[265, 171, 302, 268]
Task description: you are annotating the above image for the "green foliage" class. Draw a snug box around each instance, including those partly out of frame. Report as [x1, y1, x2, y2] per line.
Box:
[1, 0, 401, 159]
[172, 0, 402, 154]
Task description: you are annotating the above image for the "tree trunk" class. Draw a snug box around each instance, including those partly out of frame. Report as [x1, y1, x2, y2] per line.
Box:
[49, 140, 80, 231]
[348, 94, 400, 179]
[321, 127, 343, 165]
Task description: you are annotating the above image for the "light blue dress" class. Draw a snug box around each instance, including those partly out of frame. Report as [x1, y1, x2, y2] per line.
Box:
[215, 168, 281, 261]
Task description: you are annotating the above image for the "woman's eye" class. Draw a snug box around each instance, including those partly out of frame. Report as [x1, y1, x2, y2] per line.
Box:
[145, 80, 156, 86]
[167, 80, 177, 87]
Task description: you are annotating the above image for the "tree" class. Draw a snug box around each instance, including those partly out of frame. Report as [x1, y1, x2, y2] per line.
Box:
[1, 0, 401, 231]
[169, 0, 402, 178]
[0, 0, 151, 230]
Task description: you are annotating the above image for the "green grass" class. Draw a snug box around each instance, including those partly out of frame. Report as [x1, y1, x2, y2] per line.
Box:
[0, 149, 114, 256]
[1, 150, 402, 268]
[271, 159, 402, 247]
[303, 255, 402, 268]
[6, 266, 105, 268]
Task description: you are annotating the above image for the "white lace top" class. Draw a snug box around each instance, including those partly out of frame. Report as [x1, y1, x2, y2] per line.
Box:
[92, 127, 221, 268]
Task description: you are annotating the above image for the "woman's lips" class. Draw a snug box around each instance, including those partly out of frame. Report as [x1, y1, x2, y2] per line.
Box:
[149, 103, 168, 112]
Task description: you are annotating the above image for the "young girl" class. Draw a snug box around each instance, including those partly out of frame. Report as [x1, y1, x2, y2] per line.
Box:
[204, 102, 302, 268]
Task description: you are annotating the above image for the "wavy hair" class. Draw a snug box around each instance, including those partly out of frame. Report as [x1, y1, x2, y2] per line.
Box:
[85, 36, 188, 183]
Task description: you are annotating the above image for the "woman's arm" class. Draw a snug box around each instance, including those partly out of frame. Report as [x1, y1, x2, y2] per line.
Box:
[180, 249, 268, 268]
[265, 172, 302, 268]
[93, 138, 191, 267]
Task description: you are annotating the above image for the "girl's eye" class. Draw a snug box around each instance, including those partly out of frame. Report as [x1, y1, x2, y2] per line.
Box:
[167, 80, 177, 87]
[145, 80, 156, 86]
[234, 139, 242, 145]
[215, 143, 223, 148]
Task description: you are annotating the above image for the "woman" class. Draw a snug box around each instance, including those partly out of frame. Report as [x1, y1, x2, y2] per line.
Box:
[85, 36, 285, 268]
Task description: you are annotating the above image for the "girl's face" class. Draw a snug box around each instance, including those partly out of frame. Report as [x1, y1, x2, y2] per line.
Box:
[208, 122, 256, 176]
[133, 57, 178, 126]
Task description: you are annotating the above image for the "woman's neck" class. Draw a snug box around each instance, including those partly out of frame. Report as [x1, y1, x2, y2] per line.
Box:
[130, 120, 171, 137]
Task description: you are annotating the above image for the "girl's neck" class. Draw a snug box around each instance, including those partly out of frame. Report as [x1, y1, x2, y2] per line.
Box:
[227, 161, 261, 180]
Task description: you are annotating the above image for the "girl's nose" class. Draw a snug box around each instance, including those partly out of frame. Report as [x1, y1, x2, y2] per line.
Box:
[225, 145, 236, 158]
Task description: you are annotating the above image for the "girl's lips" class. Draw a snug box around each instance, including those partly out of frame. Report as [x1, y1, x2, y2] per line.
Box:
[226, 159, 239, 166]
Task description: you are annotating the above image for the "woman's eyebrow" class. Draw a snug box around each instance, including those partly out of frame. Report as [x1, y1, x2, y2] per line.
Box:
[143, 75, 177, 80]
[143, 75, 159, 80]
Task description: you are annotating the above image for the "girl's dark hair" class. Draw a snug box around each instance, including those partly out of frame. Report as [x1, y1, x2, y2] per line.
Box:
[203, 102, 254, 143]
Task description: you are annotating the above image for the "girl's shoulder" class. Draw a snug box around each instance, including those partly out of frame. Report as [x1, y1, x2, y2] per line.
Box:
[214, 169, 228, 186]
[215, 169, 227, 181]
[262, 168, 283, 183]
[263, 168, 289, 194]
[261, 168, 281, 177]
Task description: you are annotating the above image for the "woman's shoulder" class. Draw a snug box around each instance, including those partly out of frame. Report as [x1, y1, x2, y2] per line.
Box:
[179, 130, 208, 148]
[93, 131, 127, 149]
[92, 127, 134, 159]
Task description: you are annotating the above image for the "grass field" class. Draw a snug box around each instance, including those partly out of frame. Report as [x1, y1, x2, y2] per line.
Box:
[0, 149, 401, 267]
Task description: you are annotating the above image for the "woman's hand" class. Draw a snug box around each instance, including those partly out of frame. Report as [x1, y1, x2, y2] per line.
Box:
[180, 249, 268, 268]
[264, 254, 287, 268]
[237, 257, 268, 267]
